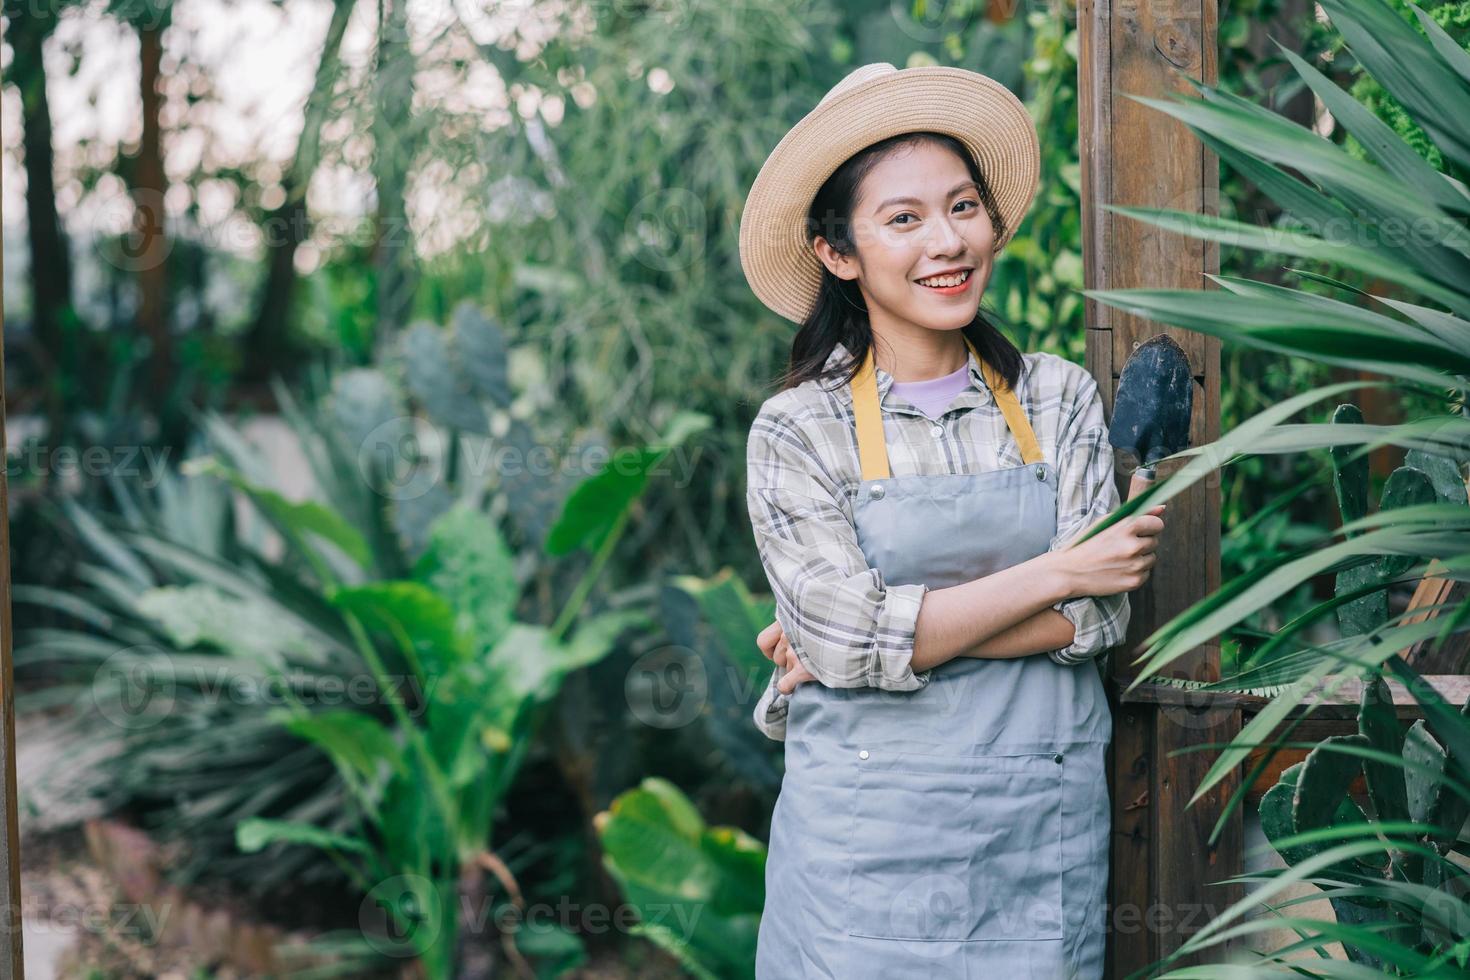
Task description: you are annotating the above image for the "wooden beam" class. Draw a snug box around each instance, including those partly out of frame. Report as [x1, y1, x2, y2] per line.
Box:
[1078, 0, 1235, 970]
[1124, 675, 1470, 806]
[1120, 674, 1470, 719]
[0, 12, 26, 975]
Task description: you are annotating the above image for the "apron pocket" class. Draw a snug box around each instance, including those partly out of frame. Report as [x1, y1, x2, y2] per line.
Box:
[845, 748, 1064, 942]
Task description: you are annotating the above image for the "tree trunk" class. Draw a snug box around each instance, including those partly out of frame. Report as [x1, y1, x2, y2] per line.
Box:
[11, 8, 72, 443]
[133, 17, 170, 394]
[371, 0, 418, 363]
[240, 0, 358, 385]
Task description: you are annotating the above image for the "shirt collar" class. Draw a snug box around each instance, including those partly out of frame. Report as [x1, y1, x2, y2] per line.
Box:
[823, 338, 1029, 411]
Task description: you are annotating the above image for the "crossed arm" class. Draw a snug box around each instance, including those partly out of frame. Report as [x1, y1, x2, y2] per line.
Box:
[744, 373, 1132, 742]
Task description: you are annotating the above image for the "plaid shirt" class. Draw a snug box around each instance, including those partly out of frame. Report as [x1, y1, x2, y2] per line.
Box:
[746, 340, 1130, 742]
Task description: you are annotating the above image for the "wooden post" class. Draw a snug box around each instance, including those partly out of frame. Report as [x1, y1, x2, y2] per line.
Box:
[0, 14, 26, 975]
[1077, 0, 1243, 972]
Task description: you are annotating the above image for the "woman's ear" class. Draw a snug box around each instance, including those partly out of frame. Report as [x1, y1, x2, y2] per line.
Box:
[812, 236, 858, 282]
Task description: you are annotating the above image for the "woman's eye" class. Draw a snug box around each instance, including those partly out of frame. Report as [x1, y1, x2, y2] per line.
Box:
[891, 201, 978, 225]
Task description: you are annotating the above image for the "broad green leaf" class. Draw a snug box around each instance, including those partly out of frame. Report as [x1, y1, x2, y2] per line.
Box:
[1274, 41, 1470, 217]
[1097, 207, 1470, 318]
[666, 570, 776, 677]
[235, 816, 371, 855]
[1085, 288, 1470, 383]
[1317, 0, 1470, 170]
[413, 502, 517, 653]
[599, 777, 765, 979]
[329, 580, 468, 674]
[545, 413, 711, 555]
[183, 455, 373, 570]
[275, 708, 407, 782]
[1125, 87, 1470, 281]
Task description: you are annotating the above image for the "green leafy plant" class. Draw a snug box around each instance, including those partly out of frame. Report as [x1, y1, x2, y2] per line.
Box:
[595, 777, 766, 980]
[234, 496, 649, 978]
[15, 302, 711, 976]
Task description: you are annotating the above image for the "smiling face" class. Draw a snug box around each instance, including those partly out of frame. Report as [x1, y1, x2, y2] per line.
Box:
[813, 140, 997, 340]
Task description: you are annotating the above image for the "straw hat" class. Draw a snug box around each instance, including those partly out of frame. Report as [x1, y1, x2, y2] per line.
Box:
[738, 62, 1041, 325]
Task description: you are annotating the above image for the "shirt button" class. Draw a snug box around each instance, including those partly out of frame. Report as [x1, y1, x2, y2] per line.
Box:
[868, 483, 885, 500]
[859, 750, 870, 760]
[1053, 753, 1064, 764]
[931, 423, 944, 438]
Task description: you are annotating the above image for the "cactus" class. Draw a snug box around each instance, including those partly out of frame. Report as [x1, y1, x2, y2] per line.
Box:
[1259, 672, 1470, 967]
[1258, 406, 1470, 966]
[1328, 404, 1439, 638]
[402, 318, 492, 434]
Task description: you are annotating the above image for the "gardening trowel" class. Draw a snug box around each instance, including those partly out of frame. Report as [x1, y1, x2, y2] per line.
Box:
[1108, 334, 1193, 501]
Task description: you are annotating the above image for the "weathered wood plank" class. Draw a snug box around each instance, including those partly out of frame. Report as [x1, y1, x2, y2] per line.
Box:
[0, 15, 25, 970]
[1108, 701, 1155, 969]
[1079, 0, 1230, 967]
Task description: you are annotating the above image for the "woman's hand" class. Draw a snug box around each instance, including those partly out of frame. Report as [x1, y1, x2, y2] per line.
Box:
[756, 619, 817, 694]
[1049, 503, 1166, 600]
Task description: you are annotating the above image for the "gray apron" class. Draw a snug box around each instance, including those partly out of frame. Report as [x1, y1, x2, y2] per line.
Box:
[756, 337, 1113, 979]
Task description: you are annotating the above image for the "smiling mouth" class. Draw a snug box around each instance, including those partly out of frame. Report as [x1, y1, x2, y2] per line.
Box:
[915, 269, 973, 288]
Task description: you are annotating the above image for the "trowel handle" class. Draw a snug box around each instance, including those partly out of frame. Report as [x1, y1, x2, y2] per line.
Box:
[1127, 466, 1156, 502]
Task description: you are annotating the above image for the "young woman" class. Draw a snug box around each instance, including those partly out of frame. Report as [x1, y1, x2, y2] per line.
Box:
[736, 63, 1166, 978]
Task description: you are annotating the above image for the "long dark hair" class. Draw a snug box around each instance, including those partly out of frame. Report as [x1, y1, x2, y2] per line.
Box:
[771, 131, 1024, 395]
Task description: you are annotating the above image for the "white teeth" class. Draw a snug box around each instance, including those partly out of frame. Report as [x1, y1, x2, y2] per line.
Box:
[917, 270, 971, 287]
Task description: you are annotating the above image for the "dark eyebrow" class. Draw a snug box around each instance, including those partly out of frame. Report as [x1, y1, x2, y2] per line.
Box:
[873, 180, 980, 214]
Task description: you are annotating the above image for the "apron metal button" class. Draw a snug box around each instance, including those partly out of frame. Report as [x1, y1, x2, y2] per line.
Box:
[1035, 465, 1046, 480]
[859, 750, 870, 760]
[1053, 753, 1064, 764]
[868, 483, 885, 500]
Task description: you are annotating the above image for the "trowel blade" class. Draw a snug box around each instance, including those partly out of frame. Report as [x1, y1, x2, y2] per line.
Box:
[1108, 334, 1193, 468]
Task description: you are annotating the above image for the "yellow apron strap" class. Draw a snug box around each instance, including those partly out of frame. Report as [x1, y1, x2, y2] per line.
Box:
[853, 345, 890, 481]
[853, 336, 1044, 481]
[964, 336, 1045, 466]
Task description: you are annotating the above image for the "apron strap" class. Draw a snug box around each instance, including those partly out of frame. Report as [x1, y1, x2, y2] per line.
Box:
[852, 336, 1044, 482]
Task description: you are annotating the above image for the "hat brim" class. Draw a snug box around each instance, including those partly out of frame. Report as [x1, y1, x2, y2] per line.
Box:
[739, 66, 1040, 325]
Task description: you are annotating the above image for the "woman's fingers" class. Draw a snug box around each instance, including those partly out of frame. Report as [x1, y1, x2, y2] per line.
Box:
[777, 661, 816, 695]
[757, 619, 782, 660]
[1131, 513, 1166, 537]
[775, 635, 792, 669]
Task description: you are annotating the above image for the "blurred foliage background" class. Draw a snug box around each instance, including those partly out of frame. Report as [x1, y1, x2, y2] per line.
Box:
[3, 0, 1465, 975]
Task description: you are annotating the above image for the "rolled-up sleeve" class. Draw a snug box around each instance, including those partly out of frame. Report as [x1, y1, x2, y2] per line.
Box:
[746, 406, 931, 741]
[1047, 370, 1131, 665]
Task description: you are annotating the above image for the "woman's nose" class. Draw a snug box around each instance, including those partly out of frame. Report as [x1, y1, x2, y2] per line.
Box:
[926, 216, 964, 254]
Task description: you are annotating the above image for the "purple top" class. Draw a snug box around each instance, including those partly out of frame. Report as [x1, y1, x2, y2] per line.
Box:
[888, 361, 971, 419]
